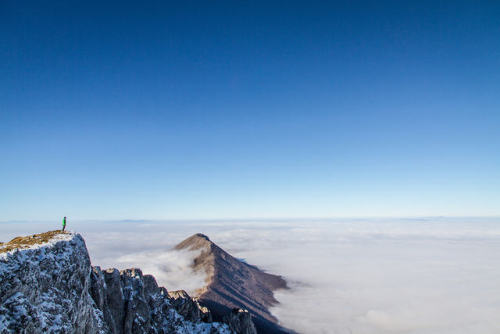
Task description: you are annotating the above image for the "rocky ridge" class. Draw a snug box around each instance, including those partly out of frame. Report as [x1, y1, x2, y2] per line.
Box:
[0, 231, 256, 334]
[175, 234, 289, 334]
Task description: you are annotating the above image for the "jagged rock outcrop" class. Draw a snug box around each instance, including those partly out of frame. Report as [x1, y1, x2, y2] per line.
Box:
[175, 234, 289, 333]
[90, 267, 229, 334]
[222, 309, 256, 334]
[167, 290, 212, 323]
[0, 231, 257, 334]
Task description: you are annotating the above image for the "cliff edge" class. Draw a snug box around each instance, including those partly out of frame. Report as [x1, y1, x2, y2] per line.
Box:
[0, 231, 105, 333]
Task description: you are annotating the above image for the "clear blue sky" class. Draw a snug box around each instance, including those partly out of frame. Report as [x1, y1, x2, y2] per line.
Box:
[1, 1, 499, 220]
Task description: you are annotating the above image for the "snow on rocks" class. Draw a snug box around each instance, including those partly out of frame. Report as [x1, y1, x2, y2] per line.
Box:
[0, 231, 105, 333]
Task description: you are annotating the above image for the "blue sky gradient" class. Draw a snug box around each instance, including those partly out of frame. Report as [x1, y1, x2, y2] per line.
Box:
[1, 1, 499, 220]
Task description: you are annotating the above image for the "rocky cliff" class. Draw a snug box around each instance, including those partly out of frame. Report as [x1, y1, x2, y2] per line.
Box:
[0, 231, 256, 334]
[0, 231, 105, 333]
[175, 234, 289, 334]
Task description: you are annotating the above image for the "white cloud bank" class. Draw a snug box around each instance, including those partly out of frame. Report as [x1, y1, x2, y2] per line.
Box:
[1, 217, 500, 333]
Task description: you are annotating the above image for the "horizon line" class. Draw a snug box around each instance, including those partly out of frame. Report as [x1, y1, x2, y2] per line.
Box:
[2, 215, 500, 224]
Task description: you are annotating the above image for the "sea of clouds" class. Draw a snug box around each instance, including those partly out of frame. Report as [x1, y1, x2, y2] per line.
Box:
[1, 217, 500, 333]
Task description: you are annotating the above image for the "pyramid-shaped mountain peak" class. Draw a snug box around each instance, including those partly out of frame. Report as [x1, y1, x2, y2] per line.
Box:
[173, 233, 289, 333]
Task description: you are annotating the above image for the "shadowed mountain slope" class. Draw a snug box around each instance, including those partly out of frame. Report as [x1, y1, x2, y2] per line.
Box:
[175, 233, 290, 334]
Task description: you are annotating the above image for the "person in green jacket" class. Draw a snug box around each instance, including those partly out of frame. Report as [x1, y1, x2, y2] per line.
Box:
[62, 216, 67, 232]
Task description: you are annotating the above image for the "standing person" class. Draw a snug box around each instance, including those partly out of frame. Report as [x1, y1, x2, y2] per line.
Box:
[62, 216, 67, 231]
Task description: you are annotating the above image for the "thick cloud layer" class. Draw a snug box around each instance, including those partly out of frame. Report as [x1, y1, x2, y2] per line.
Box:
[1, 218, 499, 333]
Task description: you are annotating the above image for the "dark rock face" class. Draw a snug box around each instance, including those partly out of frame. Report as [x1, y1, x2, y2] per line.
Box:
[91, 267, 120, 333]
[167, 290, 212, 323]
[175, 234, 290, 334]
[223, 309, 257, 334]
